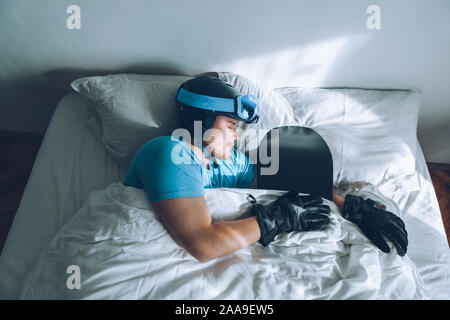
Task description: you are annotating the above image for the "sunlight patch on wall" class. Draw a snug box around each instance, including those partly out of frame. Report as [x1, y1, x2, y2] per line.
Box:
[212, 35, 368, 88]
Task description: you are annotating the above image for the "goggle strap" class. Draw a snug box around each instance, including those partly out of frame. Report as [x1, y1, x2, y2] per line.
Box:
[176, 88, 235, 114]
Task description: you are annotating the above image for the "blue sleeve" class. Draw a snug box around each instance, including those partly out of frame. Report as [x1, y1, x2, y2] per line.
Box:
[134, 138, 205, 202]
[236, 149, 256, 188]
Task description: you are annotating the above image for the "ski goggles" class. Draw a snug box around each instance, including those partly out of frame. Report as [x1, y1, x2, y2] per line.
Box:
[175, 87, 259, 124]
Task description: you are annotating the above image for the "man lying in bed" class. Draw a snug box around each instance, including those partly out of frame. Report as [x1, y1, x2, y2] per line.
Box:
[123, 76, 408, 262]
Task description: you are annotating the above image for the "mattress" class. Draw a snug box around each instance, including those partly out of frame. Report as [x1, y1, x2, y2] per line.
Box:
[0, 92, 448, 299]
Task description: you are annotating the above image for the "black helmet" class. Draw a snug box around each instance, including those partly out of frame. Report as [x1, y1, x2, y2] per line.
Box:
[175, 76, 259, 140]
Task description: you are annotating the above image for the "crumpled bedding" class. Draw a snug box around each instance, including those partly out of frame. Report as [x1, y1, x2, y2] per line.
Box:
[19, 182, 428, 299]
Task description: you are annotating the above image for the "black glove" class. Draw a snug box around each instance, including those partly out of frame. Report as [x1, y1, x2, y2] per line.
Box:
[342, 194, 408, 256]
[250, 192, 331, 247]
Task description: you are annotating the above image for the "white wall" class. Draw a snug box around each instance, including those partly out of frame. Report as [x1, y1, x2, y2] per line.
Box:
[0, 0, 449, 163]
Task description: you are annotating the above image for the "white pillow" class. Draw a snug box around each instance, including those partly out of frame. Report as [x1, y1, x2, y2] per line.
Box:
[214, 72, 294, 153]
[275, 87, 421, 194]
[71, 74, 192, 166]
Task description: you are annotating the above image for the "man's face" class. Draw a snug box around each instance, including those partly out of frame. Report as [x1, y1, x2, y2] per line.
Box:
[203, 116, 239, 160]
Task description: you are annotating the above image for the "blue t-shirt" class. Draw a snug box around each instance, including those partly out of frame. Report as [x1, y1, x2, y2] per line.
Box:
[123, 136, 255, 202]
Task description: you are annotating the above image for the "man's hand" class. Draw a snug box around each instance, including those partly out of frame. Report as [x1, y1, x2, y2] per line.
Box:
[342, 194, 408, 256]
[250, 192, 331, 246]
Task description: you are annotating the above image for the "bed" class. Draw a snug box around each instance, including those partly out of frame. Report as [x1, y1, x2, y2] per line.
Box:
[0, 73, 448, 299]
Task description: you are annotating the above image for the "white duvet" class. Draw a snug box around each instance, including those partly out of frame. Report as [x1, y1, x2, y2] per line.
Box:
[19, 182, 428, 300]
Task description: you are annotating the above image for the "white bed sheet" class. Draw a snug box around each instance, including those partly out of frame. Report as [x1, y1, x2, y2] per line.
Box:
[0, 92, 448, 299]
[18, 181, 429, 299]
[0, 93, 127, 299]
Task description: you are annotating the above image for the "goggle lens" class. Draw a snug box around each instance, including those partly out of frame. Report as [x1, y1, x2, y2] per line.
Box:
[238, 95, 259, 123]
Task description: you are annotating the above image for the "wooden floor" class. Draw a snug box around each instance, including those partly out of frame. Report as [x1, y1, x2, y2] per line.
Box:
[427, 162, 450, 247]
[0, 132, 449, 254]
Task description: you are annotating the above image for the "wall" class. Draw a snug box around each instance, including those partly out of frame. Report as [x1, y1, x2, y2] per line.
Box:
[0, 0, 449, 163]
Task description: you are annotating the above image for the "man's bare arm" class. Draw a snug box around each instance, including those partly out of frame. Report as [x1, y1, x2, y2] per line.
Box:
[153, 196, 261, 263]
[333, 193, 345, 211]
[153, 189, 345, 263]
